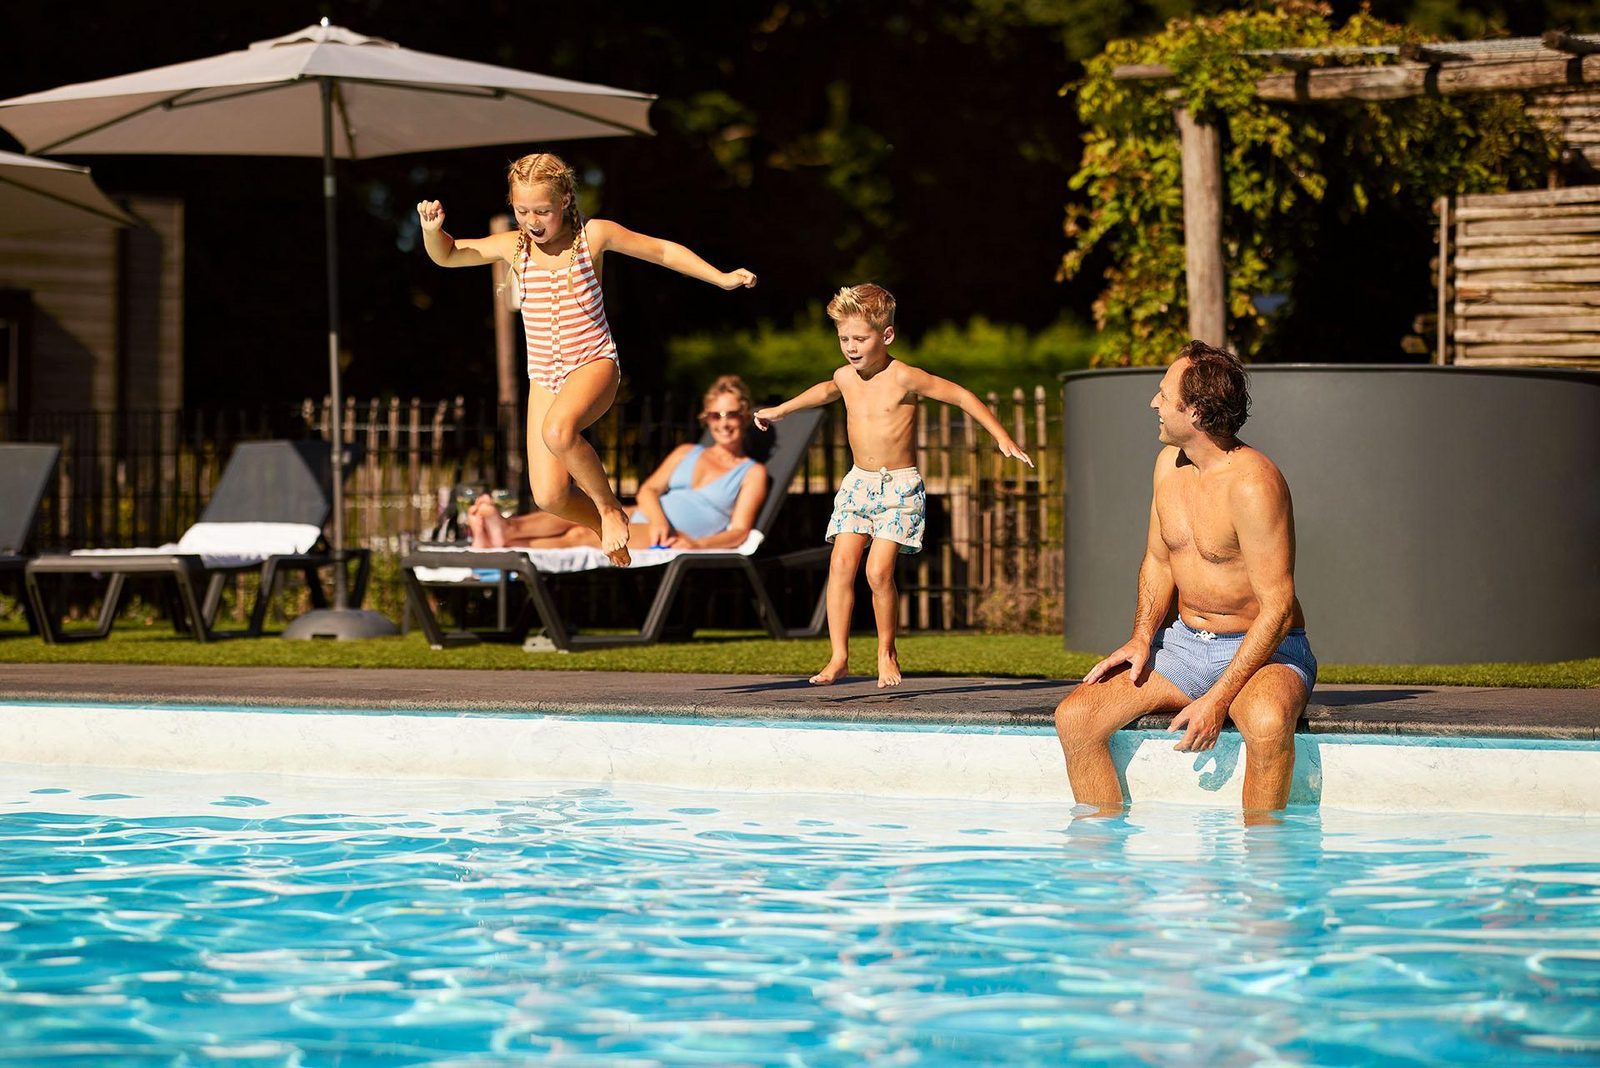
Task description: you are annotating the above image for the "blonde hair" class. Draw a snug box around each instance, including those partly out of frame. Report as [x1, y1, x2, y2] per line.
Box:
[826, 283, 896, 331]
[505, 152, 584, 305]
[702, 374, 752, 414]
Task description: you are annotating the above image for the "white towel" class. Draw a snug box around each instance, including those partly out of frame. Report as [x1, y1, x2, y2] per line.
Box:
[67, 522, 324, 569]
[413, 530, 764, 583]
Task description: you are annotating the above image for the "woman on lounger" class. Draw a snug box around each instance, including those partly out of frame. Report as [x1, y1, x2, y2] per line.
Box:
[466, 375, 769, 551]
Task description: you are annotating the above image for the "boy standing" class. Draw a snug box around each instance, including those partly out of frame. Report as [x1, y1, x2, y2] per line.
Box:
[754, 284, 1033, 688]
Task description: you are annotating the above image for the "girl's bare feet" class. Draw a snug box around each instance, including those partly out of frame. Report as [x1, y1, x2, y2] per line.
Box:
[877, 648, 902, 688]
[809, 657, 849, 685]
[599, 505, 632, 566]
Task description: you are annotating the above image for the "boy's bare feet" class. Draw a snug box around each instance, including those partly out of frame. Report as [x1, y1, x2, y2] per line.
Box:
[877, 649, 902, 688]
[599, 506, 632, 567]
[809, 657, 849, 685]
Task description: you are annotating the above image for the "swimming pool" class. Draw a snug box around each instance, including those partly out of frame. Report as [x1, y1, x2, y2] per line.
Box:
[1, 764, 1596, 1064]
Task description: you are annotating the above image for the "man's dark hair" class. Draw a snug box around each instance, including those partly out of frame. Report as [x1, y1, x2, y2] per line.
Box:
[1177, 340, 1250, 439]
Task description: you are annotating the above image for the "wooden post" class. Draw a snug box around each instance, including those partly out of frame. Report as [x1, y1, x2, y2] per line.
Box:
[1011, 387, 1028, 600]
[1176, 107, 1227, 347]
[1436, 195, 1451, 365]
[490, 213, 517, 407]
[915, 401, 930, 630]
[489, 213, 523, 494]
[938, 405, 953, 630]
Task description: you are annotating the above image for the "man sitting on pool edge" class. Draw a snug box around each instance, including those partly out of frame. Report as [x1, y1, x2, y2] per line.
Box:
[1053, 341, 1317, 812]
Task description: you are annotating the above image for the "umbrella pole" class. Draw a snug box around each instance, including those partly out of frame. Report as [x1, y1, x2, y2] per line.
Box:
[321, 78, 349, 611]
[283, 78, 397, 640]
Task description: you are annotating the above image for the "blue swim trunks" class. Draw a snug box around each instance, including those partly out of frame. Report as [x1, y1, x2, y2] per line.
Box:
[1150, 618, 1318, 700]
[825, 465, 926, 554]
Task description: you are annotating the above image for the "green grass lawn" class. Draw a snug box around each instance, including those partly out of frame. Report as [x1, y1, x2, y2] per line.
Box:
[0, 624, 1595, 687]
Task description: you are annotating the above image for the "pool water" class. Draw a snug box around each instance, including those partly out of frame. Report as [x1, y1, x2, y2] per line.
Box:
[0, 766, 1596, 1066]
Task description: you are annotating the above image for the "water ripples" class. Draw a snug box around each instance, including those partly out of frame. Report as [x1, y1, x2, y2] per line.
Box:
[0, 779, 1595, 1064]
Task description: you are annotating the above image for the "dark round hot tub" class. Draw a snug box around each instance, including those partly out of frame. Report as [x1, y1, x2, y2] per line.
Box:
[1061, 365, 1600, 665]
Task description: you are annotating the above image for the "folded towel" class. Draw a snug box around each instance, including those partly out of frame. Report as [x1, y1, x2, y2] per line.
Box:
[413, 530, 764, 583]
[67, 522, 324, 569]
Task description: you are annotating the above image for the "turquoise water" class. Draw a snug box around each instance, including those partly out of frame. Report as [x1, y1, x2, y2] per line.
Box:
[0, 768, 1597, 1066]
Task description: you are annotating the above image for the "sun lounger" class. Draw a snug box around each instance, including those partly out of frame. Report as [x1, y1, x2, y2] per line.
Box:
[401, 410, 829, 651]
[0, 443, 60, 637]
[25, 440, 367, 642]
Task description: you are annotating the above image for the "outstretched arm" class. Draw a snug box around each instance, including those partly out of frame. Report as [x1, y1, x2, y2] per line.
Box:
[752, 379, 842, 430]
[1170, 468, 1298, 751]
[898, 365, 1033, 467]
[416, 201, 516, 268]
[588, 218, 756, 290]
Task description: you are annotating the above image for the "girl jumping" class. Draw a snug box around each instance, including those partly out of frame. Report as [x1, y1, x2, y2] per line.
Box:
[417, 152, 756, 566]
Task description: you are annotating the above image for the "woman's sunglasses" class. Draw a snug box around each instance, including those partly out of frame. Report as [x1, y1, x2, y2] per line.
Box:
[700, 409, 746, 422]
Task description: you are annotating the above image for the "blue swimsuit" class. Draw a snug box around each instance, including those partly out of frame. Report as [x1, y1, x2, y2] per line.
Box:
[631, 445, 756, 540]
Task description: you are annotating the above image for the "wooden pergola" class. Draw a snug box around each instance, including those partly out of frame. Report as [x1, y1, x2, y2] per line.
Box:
[1114, 32, 1600, 356]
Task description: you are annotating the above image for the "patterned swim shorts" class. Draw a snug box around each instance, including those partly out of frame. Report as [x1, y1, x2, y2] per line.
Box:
[825, 465, 926, 554]
[1151, 618, 1319, 700]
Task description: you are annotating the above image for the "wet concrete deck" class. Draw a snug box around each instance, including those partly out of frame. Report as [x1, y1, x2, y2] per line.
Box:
[1, 664, 1595, 739]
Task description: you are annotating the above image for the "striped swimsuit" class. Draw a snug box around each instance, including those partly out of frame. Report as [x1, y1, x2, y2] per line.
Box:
[519, 226, 619, 394]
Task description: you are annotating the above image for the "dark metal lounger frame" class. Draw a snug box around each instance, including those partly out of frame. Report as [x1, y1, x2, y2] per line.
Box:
[0, 443, 61, 638]
[401, 410, 830, 651]
[24, 440, 369, 643]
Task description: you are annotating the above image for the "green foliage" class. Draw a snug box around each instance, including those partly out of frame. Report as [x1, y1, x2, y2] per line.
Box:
[665, 313, 1095, 400]
[1061, 3, 1557, 366]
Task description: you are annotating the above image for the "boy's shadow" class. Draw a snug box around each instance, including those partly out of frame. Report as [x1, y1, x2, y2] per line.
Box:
[702, 677, 1061, 707]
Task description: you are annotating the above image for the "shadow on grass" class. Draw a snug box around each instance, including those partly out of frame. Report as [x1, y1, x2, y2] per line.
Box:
[703, 677, 1064, 704]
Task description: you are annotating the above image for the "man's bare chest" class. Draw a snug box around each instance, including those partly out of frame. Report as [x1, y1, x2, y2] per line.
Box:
[1157, 480, 1240, 565]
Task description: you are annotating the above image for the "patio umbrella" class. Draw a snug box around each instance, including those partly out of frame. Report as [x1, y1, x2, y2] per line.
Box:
[0, 150, 131, 235]
[0, 20, 654, 638]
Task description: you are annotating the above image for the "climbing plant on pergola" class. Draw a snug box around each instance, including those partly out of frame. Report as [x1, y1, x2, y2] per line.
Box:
[1061, 5, 1575, 366]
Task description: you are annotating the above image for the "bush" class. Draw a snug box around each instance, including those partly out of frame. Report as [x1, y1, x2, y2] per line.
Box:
[1061, 3, 1555, 366]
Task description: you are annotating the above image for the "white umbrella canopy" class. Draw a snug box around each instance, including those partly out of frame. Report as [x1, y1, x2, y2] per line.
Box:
[0, 23, 654, 157]
[0, 21, 655, 637]
[0, 149, 132, 234]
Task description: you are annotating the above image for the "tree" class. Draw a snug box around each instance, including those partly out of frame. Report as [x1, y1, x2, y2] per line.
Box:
[1059, 2, 1556, 366]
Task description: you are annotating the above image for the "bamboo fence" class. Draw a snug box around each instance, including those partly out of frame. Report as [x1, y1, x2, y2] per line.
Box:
[5, 388, 1064, 632]
[1439, 185, 1600, 367]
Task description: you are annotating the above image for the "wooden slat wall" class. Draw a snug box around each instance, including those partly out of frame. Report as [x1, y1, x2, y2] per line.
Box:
[0, 195, 184, 413]
[0, 229, 119, 410]
[1442, 185, 1600, 367]
[1530, 87, 1600, 174]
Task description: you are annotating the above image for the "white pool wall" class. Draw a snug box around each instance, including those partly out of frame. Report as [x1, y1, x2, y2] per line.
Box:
[1, 702, 1593, 816]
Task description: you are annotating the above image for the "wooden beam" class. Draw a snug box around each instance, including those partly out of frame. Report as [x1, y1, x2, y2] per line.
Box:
[1456, 283, 1600, 300]
[1456, 203, 1600, 220]
[1458, 302, 1600, 317]
[1455, 254, 1600, 270]
[1455, 233, 1600, 249]
[1258, 52, 1600, 102]
[1456, 315, 1600, 333]
[1543, 31, 1600, 56]
[1454, 353, 1600, 367]
[1399, 43, 1462, 64]
[1112, 63, 1174, 82]
[1176, 108, 1226, 347]
[1461, 218, 1600, 237]
[1457, 341, 1600, 357]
